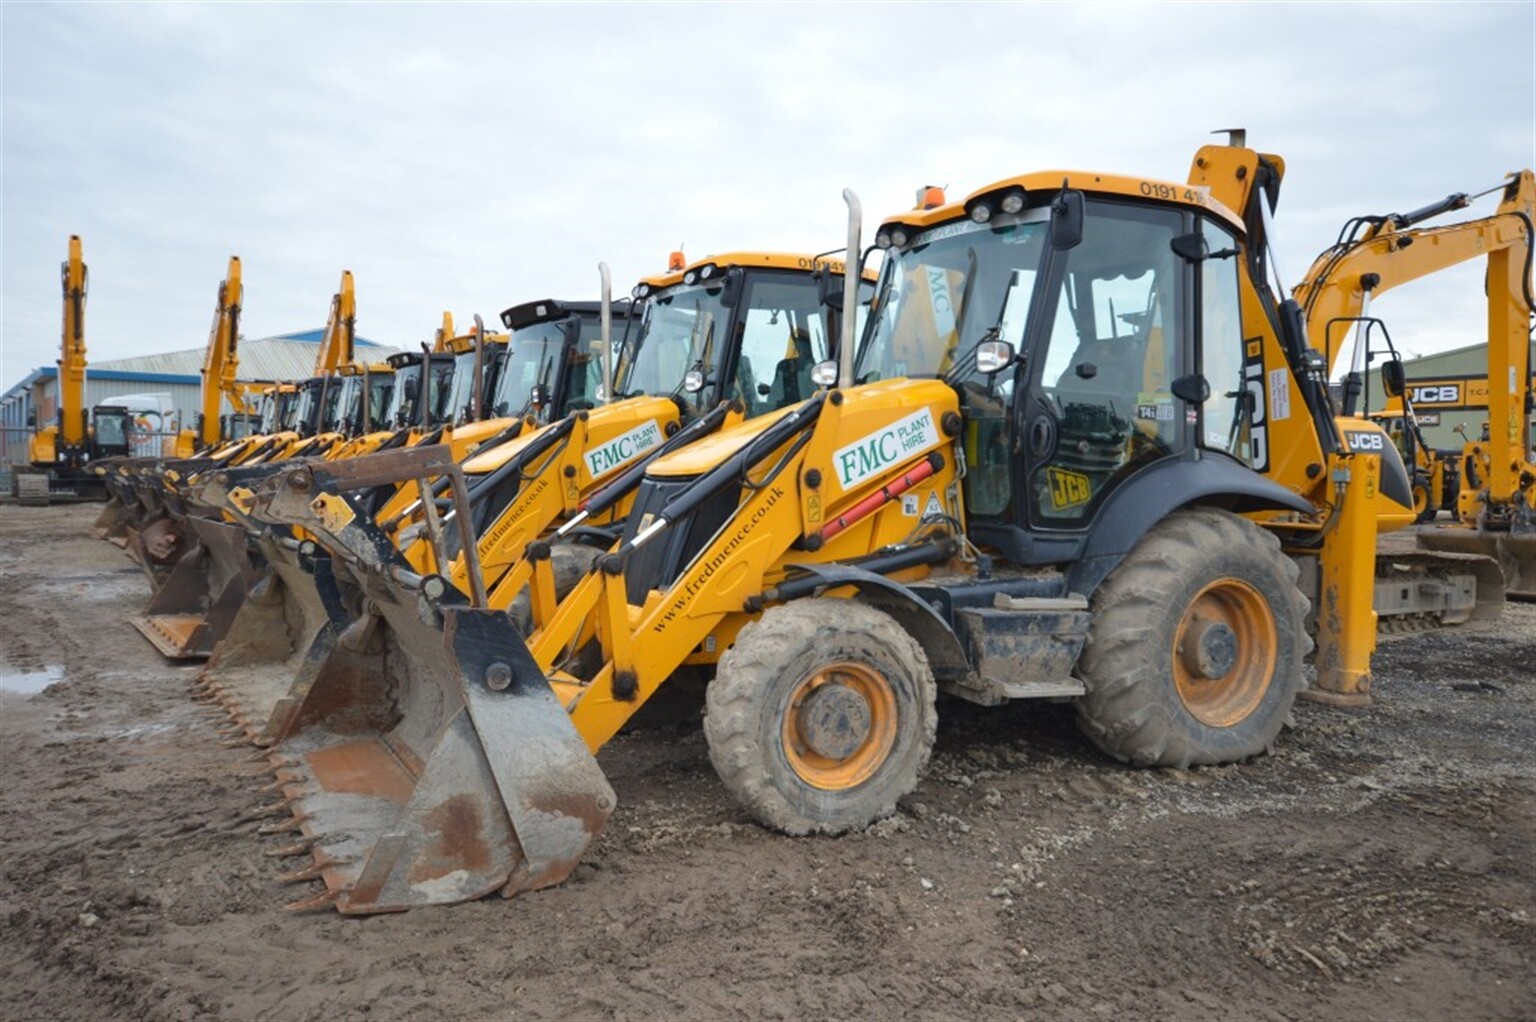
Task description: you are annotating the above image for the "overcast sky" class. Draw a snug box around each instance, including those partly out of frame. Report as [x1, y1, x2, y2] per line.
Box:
[3, 1, 1531, 387]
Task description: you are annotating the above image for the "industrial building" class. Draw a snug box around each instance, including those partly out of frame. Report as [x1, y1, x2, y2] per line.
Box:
[0, 329, 393, 466]
[1361, 341, 1536, 450]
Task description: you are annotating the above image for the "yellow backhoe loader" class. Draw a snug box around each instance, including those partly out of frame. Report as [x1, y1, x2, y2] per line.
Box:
[198, 252, 861, 754]
[231, 140, 1477, 916]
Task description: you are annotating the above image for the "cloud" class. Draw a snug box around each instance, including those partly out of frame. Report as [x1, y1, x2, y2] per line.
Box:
[3, 1, 1531, 387]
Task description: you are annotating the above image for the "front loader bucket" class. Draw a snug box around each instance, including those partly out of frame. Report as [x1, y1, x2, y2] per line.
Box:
[92, 490, 130, 541]
[262, 598, 614, 914]
[131, 517, 259, 659]
[198, 538, 354, 746]
[1418, 527, 1535, 602]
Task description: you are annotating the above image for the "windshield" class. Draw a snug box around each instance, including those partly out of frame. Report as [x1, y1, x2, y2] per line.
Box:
[615, 281, 730, 412]
[491, 320, 570, 420]
[366, 372, 393, 432]
[857, 214, 1048, 383]
[229, 414, 260, 440]
[289, 385, 321, 435]
[256, 394, 278, 433]
[380, 362, 420, 429]
[445, 349, 483, 427]
[333, 377, 364, 434]
[320, 378, 348, 433]
[425, 357, 457, 426]
[93, 410, 127, 447]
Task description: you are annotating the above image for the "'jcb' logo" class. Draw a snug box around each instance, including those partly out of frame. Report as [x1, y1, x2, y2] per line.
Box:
[1344, 431, 1385, 452]
[1409, 384, 1460, 405]
[1046, 467, 1092, 511]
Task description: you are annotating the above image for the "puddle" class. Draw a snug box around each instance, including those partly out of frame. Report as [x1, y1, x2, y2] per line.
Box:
[0, 665, 64, 695]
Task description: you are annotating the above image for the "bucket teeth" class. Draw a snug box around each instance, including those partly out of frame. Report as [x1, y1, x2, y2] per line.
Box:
[265, 839, 318, 858]
[258, 813, 308, 835]
[283, 887, 341, 913]
[277, 858, 350, 884]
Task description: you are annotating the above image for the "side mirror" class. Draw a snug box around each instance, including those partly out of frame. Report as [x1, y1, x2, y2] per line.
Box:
[530, 383, 549, 409]
[1050, 188, 1085, 251]
[1381, 358, 1405, 398]
[26, 410, 37, 428]
[975, 340, 1015, 374]
[403, 375, 420, 401]
[718, 267, 745, 308]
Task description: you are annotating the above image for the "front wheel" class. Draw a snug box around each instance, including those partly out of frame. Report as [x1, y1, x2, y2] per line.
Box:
[1074, 508, 1309, 768]
[704, 598, 937, 835]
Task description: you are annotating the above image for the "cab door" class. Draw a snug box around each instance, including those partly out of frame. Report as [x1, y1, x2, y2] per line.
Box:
[1017, 200, 1194, 529]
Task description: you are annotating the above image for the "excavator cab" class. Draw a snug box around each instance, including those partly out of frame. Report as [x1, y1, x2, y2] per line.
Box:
[89, 406, 134, 461]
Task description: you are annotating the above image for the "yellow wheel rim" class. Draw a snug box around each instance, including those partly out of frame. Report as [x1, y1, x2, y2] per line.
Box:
[1171, 578, 1277, 728]
[1412, 483, 1430, 516]
[781, 661, 898, 791]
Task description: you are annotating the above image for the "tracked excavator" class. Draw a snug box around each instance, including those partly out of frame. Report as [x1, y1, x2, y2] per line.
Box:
[93, 256, 260, 543]
[1294, 167, 1535, 600]
[18, 236, 142, 503]
[198, 252, 862, 753]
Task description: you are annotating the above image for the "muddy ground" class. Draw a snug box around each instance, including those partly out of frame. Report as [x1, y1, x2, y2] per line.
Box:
[0, 504, 1531, 1021]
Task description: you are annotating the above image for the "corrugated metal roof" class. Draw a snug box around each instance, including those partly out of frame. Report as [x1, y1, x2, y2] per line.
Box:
[92, 332, 399, 383]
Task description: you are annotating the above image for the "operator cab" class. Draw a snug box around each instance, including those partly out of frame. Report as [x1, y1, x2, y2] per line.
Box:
[89, 406, 133, 460]
[860, 175, 1276, 566]
[492, 298, 636, 422]
[621, 253, 858, 421]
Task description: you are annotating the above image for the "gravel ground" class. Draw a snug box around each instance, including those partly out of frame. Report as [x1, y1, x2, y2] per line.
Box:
[1, 503, 1531, 1021]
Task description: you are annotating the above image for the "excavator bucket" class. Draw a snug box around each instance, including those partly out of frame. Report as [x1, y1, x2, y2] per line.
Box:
[261, 599, 613, 914]
[91, 476, 133, 541]
[131, 515, 258, 658]
[1417, 528, 1536, 602]
[196, 534, 352, 745]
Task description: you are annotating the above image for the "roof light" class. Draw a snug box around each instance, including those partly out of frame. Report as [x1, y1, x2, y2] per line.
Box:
[874, 230, 892, 250]
[889, 227, 909, 248]
[1000, 190, 1026, 215]
[699, 263, 716, 279]
[668, 250, 686, 271]
[632, 284, 651, 300]
[916, 185, 946, 210]
[683, 270, 698, 285]
[970, 202, 993, 224]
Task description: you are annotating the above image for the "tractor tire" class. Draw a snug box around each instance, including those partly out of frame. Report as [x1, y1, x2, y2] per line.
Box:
[1074, 507, 1309, 768]
[704, 598, 937, 836]
[1412, 478, 1438, 523]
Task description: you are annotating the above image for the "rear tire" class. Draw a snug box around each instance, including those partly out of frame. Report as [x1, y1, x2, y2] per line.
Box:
[704, 598, 937, 835]
[1074, 507, 1308, 768]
